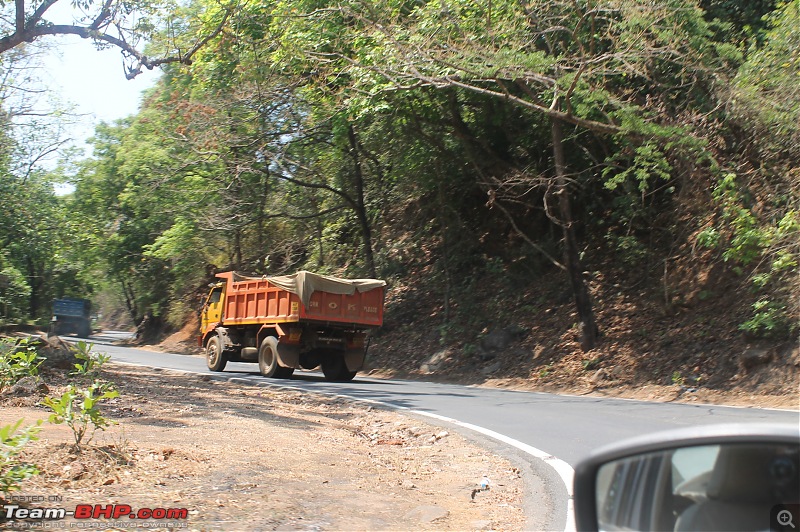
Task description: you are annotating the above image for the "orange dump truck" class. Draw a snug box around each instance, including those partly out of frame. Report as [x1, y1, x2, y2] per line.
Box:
[199, 271, 386, 382]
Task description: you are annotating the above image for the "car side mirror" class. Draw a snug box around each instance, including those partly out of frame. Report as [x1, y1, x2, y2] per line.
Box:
[573, 424, 799, 532]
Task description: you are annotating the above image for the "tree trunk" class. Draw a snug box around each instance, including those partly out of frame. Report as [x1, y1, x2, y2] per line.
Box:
[552, 116, 598, 351]
[256, 169, 270, 272]
[26, 256, 39, 319]
[120, 277, 139, 325]
[233, 228, 243, 270]
[347, 125, 377, 278]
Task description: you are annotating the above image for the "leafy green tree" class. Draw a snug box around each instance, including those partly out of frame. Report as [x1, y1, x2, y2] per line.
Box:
[732, 1, 800, 159]
[71, 117, 178, 331]
[254, 0, 733, 349]
[711, 1, 800, 337]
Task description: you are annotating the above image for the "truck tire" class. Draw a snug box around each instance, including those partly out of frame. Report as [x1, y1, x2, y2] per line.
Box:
[206, 335, 227, 372]
[259, 337, 294, 379]
[321, 354, 357, 382]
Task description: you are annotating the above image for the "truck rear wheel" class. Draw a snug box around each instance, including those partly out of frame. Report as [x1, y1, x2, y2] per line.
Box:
[206, 335, 227, 372]
[259, 337, 294, 379]
[322, 354, 357, 382]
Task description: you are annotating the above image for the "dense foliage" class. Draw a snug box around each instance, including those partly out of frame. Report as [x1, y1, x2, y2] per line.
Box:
[1, 0, 797, 350]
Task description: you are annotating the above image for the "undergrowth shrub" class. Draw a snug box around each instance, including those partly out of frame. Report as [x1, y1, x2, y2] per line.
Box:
[0, 338, 43, 392]
[0, 419, 43, 495]
[42, 342, 119, 451]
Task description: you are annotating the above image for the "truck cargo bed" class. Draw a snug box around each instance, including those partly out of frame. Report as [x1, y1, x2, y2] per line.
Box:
[217, 271, 384, 328]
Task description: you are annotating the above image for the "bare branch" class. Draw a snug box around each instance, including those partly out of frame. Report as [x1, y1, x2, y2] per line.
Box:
[486, 190, 567, 271]
[0, 0, 235, 80]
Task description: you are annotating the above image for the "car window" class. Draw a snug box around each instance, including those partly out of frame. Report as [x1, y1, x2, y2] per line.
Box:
[208, 288, 222, 305]
[672, 445, 720, 491]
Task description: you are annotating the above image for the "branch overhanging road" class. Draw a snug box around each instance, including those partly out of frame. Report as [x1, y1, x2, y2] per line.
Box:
[71, 331, 799, 531]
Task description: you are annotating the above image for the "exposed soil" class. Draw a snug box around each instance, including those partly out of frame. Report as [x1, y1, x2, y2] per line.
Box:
[1, 362, 527, 531]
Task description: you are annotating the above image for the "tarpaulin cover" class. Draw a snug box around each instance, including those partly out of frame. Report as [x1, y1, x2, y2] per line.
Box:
[232, 271, 386, 308]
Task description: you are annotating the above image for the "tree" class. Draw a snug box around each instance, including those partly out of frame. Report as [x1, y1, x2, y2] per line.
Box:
[0, 0, 233, 78]
[1, 46, 93, 321]
[71, 116, 181, 331]
[259, 0, 729, 350]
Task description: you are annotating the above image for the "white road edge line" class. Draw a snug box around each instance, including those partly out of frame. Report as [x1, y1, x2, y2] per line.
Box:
[408, 410, 576, 532]
[255, 381, 578, 532]
[110, 362, 577, 531]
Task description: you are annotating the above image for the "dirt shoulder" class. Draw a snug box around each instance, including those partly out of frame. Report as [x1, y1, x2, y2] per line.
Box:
[1, 364, 528, 531]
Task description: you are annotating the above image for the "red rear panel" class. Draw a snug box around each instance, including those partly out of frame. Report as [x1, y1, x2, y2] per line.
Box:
[300, 287, 384, 327]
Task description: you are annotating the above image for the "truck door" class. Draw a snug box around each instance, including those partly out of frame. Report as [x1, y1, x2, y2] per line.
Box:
[201, 286, 224, 333]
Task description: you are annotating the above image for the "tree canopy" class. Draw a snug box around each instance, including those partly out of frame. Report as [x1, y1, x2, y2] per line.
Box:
[1, 0, 797, 352]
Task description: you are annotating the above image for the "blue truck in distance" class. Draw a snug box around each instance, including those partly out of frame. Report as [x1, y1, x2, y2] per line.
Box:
[51, 298, 92, 338]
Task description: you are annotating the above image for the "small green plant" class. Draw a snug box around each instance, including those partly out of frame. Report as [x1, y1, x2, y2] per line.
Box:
[581, 358, 601, 371]
[538, 363, 553, 378]
[43, 381, 119, 450]
[607, 234, 650, 266]
[697, 290, 714, 301]
[671, 371, 685, 386]
[739, 300, 789, 339]
[70, 341, 110, 378]
[695, 227, 720, 249]
[0, 338, 43, 392]
[40, 342, 120, 452]
[1, 419, 43, 494]
[484, 257, 505, 275]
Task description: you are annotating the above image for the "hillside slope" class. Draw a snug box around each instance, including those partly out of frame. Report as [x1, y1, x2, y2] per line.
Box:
[369, 259, 798, 409]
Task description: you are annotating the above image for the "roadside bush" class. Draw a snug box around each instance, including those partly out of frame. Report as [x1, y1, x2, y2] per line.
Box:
[0, 419, 43, 495]
[42, 342, 118, 451]
[0, 338, 43, 392]
[43, 382, 119, 450]
[739, 300, 791, 340]
[70, 341, 110, 379]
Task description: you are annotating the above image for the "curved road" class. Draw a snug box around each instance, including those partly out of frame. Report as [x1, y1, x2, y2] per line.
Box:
[75, 332, 799, 529]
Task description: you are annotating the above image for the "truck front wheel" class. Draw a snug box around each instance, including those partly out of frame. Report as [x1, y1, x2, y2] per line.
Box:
[259, 337, 294, 379]
[322, 354, 357, 382]
[206, 336, 227, 372]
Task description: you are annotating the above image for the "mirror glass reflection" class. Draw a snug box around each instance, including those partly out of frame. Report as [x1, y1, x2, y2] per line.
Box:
[596, 443, 799, 531]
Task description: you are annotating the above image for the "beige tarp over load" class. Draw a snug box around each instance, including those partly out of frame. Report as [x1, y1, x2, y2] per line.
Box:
[232, 271, 386, 308]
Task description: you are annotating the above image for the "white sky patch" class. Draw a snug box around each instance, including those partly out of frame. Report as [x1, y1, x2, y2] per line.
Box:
[41, 36, 159, 161]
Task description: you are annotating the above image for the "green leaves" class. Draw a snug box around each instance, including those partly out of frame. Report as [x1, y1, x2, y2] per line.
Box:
[739, 299, 790, 339]
[732, 1, 800, 156]
[41, 341, 118, 450]
[0, 419, 43, 494]
[603, 144, 672, 193]
[0, 338, 43, 392]
[70, 341, 111, 378]
[43, 381, 119, 450]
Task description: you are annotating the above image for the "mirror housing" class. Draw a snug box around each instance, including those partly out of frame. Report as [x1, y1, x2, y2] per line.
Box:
[573, 424, 799, 532]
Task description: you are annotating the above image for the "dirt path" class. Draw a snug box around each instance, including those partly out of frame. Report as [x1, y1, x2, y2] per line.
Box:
[1, 365, 528, 531]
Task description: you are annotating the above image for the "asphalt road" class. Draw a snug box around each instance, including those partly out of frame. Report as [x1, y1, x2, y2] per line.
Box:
[68, 331, 799, 530]
[78, 331, 798, 466]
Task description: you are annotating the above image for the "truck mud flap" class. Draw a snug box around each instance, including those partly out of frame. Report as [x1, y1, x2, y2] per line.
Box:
[276, 343, 301, 369]
[344, 348, 366, 372]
